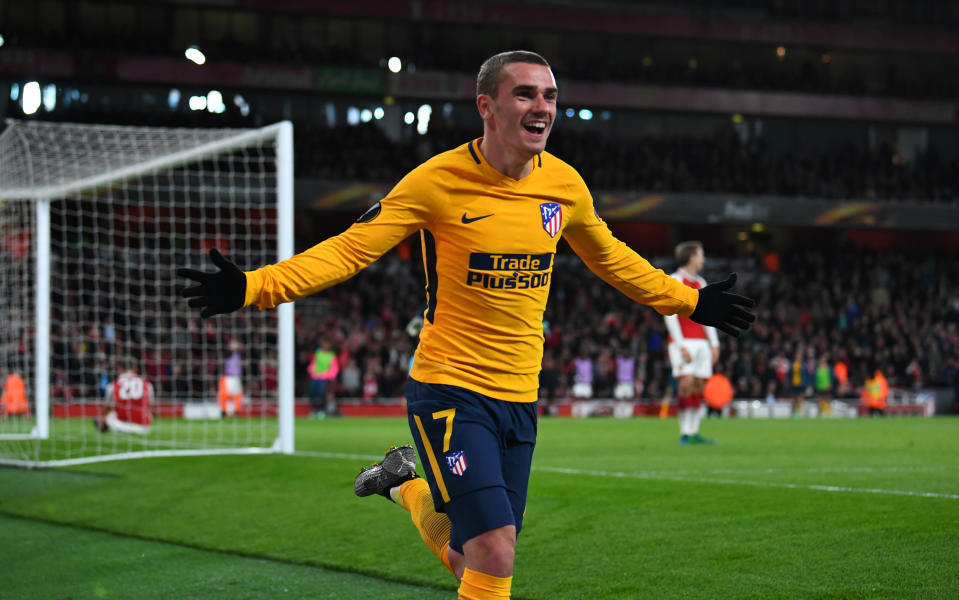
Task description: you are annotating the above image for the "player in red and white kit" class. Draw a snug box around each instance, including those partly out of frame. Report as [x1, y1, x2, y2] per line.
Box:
[664, 241, 719, 445]
[95, 359, 154, 435]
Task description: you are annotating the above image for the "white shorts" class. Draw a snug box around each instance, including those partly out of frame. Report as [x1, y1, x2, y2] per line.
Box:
[224, 375, 243, 396]
[668, 339, 713, 379]
[614, 381, 635, 400]
[571, 382, 593, 399]
[105, 411, 151, 435]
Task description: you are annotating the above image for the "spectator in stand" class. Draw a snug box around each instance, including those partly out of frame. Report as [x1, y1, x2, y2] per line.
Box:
[904, 356, 922, 390]
[833, 356, 850, 397]
[771, 351, 790, 397]
[789, 349, 807, 417]
[948, 357, 959, 409]
[378, 363, 404, 399]
[538, 350, 560, 413]
[362, 358, 380, 403]
[1, 373, 28, 418]
[764, 380, 778, 406]
[594, 348, 616, 398]
[339, 357, 363, 398]
[634, 352, 648, 401]
[170, 363, 191, 399]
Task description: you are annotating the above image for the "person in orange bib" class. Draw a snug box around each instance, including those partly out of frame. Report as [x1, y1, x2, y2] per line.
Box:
[861, 369, 888, 416]
[833, 358, 849, 396]
[1, 373, 29, 417]
[217, 375, 243, 417]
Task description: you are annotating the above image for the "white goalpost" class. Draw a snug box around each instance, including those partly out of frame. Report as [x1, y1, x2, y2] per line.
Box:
[0, 119, 295, 467]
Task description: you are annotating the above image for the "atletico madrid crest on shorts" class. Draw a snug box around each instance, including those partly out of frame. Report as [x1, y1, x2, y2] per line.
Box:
[540, 202, 562, 238]
[445, 450, 468, 476]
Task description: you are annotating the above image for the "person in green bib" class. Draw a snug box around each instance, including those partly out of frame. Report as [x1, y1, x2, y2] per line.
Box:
[814, 356, 833, 417]
[308, 339, 338, 418]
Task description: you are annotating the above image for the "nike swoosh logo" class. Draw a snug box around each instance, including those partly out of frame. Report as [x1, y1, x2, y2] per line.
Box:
[461, 213, 494, 224]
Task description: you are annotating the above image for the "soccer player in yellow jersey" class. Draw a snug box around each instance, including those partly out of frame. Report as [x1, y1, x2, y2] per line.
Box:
[179, 50, 756, 599]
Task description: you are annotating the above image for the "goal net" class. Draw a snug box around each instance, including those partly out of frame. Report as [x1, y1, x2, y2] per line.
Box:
[0, 119, 294, 467]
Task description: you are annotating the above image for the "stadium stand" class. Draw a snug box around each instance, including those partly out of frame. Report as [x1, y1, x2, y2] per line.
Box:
[4, 0, 959, 99]
[281, 246, 959, 408]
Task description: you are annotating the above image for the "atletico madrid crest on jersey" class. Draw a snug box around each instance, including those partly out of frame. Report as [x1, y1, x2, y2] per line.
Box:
[445, 450, 468, 476]
[540, 202, 562, 238]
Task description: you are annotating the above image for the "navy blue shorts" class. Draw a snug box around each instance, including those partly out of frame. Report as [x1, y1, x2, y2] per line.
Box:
[405, 377, 537, 554]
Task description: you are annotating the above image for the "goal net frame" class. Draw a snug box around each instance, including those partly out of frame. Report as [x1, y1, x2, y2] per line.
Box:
[0, 119, 295, 467]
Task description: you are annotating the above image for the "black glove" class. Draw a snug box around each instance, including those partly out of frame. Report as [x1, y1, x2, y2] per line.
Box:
[177, 248, 246, 319]
[689, 273, 756, 337]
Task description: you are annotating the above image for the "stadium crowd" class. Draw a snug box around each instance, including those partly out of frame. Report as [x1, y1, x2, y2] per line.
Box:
[36, 240, 959, 409]
[296, 122, 959, 204]
[278, 246, 959, 407]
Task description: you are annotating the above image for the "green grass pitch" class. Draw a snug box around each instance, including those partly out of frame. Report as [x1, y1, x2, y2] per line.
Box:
[2, 416, 957, 599]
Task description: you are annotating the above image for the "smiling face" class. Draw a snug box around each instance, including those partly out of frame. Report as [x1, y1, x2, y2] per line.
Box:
[477, 61, 557, 172]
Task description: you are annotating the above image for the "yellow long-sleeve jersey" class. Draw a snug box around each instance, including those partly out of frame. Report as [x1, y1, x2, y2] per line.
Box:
[244, 139, 699, 402]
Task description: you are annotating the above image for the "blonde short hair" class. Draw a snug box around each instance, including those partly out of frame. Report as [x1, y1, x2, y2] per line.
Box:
[476, 50, 550, 98]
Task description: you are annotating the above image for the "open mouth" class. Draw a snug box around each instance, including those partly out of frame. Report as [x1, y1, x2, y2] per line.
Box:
[523, 122, 547, 135]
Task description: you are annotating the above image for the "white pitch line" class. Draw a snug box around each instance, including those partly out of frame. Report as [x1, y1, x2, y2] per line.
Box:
[646, 465, 954, 476]
[532, 465, 959, 500]
[295, 451, 959, 500]
[297, 450, 384, 462]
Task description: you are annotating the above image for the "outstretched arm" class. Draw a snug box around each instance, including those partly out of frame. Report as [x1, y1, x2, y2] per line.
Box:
[177, 168, 436, 318]
[563, 191, 755, 337]
[564, 217, 699, 319]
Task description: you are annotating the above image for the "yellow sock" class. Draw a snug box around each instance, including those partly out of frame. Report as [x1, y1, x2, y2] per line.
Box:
[458, 568, 512, 599]
[396, 478, 454, 575]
